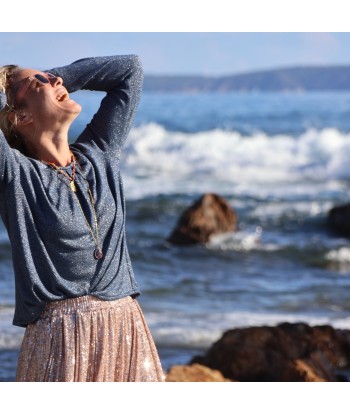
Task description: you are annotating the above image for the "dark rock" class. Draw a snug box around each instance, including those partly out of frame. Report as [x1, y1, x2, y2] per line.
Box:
[190, 322, 350, 382]
[167, 193, 238, 245]
[328, 203, 350, 236]
[280, 353, 333, 382]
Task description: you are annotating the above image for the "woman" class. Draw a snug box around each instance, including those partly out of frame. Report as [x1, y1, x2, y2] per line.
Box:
[0, 55, 165, 382]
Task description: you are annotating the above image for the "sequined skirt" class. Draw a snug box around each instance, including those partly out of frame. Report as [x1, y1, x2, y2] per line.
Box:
[16, 295, 165, 382]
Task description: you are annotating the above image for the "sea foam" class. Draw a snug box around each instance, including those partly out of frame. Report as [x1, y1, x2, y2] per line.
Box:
[122, 124, 350, 199]
[144, 309, 350, 349]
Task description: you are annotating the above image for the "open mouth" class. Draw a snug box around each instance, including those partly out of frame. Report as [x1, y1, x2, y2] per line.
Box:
[56, 92, 69, 102]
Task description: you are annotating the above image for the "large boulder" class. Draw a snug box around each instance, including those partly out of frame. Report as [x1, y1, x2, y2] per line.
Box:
[190, 322, 350, 381]
[328, 203, 350, 236]
[167, 193, 238, 245]
[280, 356, 330, 382]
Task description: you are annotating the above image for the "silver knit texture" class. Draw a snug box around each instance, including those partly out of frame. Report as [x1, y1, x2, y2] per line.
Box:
[0, 55, 144, 327]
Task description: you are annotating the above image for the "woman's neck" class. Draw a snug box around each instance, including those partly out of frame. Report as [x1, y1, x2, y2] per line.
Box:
[25, 131, 72, 167]
[35, 144, 72, 167]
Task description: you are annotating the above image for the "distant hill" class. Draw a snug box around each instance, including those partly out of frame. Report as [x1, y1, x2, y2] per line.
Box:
[143, 65, 350, 92]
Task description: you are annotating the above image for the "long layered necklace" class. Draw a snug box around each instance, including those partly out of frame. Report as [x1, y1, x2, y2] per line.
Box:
[44, 151, 103, 260]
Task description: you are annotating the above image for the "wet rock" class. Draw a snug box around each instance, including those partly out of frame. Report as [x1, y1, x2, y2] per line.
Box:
[166, 363, 232, 382]
[190, 322, 350, 382]
[280, 357, 329, 382]
[167, 193, 238, 245]
[328, 203, 350, 236]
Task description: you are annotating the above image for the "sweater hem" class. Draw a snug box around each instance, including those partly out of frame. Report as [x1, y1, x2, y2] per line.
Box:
[13, 289, 141, 328]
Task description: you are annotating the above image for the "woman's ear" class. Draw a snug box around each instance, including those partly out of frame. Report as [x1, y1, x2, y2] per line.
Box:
[8, 111, 33, 127]
[17, 112, 33, 126]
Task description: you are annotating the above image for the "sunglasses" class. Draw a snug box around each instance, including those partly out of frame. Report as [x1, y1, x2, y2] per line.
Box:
[14, 72, 58, 107]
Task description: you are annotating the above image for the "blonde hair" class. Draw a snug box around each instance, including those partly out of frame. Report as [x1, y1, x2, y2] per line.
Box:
[0, 64, 26, 153]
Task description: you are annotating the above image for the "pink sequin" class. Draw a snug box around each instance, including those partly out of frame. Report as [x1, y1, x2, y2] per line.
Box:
[16, 296, 165, 382]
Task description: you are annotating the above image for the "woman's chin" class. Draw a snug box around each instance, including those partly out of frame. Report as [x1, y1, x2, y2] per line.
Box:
[64, 99, 82, 114]
[59, 100, 82, 120]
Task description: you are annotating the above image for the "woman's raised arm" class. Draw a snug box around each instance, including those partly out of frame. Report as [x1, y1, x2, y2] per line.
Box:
[47, 55, 143, 159]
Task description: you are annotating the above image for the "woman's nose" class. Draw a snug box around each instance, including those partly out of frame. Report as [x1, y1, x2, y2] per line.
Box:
[51, 76, 63, 87]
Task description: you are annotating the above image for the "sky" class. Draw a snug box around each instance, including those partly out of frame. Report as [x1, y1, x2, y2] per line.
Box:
[2, 0, 350, 77]
[1, 32, 350, 77]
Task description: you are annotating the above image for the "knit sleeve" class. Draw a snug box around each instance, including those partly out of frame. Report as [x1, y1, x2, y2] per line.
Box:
[47, 55, 143, 160]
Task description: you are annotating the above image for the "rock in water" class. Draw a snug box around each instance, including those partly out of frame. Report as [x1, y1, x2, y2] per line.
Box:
[328, 203, 350, 236]
[191, 322, 350, 382]
[167, 193, 238, 245]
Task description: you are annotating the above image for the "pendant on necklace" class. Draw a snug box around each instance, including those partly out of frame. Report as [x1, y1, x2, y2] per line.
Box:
[94, 247, 104, 260]
[70, 181, 77, 192]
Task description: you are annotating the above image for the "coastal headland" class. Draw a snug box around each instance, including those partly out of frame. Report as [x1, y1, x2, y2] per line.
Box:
[144, 65, 350, 93]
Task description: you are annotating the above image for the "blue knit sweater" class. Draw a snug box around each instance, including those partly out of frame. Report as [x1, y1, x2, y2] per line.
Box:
[0, 55, 143, 327]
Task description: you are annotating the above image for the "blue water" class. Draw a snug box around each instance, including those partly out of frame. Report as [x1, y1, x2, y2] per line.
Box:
[2, 91, 350, 381]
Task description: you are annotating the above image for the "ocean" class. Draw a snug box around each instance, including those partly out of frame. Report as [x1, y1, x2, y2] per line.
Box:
[1, 90, 350, 381]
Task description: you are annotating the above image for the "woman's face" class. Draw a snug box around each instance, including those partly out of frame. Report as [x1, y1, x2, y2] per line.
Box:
[10, 68, 82, 126]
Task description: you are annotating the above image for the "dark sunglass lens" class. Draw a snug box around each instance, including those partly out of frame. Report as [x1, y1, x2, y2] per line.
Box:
[34, 74, 50, 84]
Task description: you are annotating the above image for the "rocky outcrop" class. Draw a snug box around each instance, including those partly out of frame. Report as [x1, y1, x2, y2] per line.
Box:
[167, 193, 238, 245]
[189, 322, 350, 382]
[328, 203, 350, 236]
[166, 363, 232, 382]
[280, 356, 330, 382]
